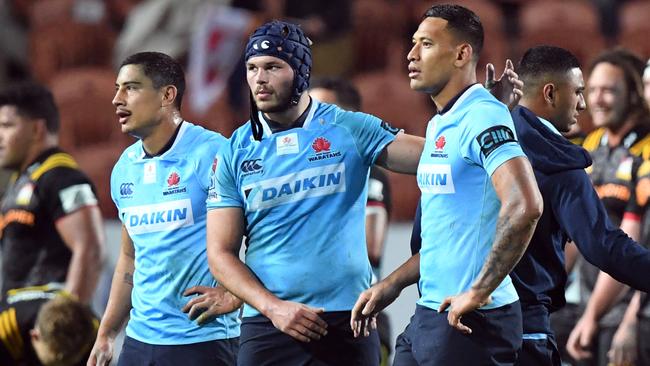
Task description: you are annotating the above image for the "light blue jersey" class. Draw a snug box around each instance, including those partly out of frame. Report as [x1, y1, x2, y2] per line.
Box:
[417, 84, 525, 311]
[111, 122, 240, 345]
[207, 101, 397, 317]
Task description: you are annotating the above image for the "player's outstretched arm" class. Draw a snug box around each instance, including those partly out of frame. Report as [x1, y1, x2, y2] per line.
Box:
[87, 225, 135, 366]
[351, 253, 420, 337]
[56, 205, 104, 303]
[439, 157, 542, 334]
[485, 59, 523, 110]
[375, 133, 425, 175]
[207, 208, 328, 342]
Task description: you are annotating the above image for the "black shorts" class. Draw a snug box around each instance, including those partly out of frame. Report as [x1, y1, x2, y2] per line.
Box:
[394, 302, 522, 366]
[237, 311, 380, 366]
[117, 336, 238, 366]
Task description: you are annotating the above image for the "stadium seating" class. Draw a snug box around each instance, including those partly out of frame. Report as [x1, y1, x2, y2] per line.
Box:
[48, 67, 131, 218]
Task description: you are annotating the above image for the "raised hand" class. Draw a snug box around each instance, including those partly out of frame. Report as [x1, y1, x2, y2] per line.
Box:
[486, 59, 524, 110]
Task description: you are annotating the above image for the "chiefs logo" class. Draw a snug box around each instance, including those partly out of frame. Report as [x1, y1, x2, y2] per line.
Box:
[167, 172, 180, 187]
[312, 137, 331, 153]
[435, 136, 446, 150]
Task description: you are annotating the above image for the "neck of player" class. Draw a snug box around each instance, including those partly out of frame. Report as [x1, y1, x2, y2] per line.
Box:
[142, 113, 183, 156]
[263, 93, 311, 127]
[431, 64, 477, 112]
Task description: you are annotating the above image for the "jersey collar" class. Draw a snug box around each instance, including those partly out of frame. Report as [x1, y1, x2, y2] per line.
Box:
[257, 99, 319, 139]
[136, 121, 188, 160]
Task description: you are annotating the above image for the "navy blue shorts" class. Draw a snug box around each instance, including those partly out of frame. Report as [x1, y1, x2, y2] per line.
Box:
[237, 311, 380, 366]
[394, 302, 522, 366]
[117, 336, 239, 366]
[516, 336, 561, 366]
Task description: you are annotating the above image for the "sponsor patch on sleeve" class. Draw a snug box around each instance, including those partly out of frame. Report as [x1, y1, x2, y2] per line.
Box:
[476, 125, 517, 158]
[59, 183, 98, 214]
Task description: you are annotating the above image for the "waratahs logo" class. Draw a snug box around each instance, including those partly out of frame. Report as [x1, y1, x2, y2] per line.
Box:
[308, 137, 341, 162]
[163, 171, 186, 196]
[431, 135, 448, 159]
[312, 137, 331, 153]
[167, 172, 180, 187]
[435, 136, 446, 150]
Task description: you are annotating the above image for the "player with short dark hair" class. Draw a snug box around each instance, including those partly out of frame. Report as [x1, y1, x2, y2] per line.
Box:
[87, 51, 240, 366]
[0, 82, 103, 304]
[350, 4, 543, 365]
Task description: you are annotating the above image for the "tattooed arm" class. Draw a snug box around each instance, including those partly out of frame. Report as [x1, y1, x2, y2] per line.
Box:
[439, 156, 542, 334]
[88, 225, 136, 365]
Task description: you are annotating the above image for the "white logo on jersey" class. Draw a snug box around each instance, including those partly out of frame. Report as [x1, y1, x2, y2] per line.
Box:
[143, 161, 156, 184]
[276, 133, 300, 155]
[122, 199, 194, 235]
[417, 164, 455, 194]
[243, 163, 346, 210]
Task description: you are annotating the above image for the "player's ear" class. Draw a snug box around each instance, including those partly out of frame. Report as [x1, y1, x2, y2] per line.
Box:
[161, 85, 178, 109]
[454, 43, 473, 67]
[31, 118, 49, 141]
[29, 328, 40, 341]
[543, 83, 556, 107]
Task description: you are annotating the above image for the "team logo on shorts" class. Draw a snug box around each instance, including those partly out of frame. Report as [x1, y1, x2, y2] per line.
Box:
[307, 137, 341, 162]
[163, 171, 187, 196]
[431, 135, 448, 158]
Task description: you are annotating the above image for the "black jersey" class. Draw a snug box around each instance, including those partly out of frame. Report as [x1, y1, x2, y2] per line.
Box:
[0, 148, 98, 294]
[0, 285, 97, 366]
[366, 166, 391, 216]
[581, 126, 650, 326]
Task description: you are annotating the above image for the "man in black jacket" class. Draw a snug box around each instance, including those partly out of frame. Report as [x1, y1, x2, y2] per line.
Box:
[406, 45, 650, 366]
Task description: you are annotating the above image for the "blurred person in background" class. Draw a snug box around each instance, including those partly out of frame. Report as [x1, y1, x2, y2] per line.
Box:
[566, 49, 650, 366]
[0, 82, 103, 304]
[0, 284, 97, 366]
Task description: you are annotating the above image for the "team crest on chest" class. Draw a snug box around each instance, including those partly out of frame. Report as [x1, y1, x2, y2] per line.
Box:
[163, 170, 187, 196]
[431, 135, 448, 158]
[307, 137, 342, 162]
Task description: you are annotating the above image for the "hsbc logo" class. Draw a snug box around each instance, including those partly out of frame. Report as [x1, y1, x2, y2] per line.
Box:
[241, 159, 263, 176]
[120, 183, 134, 198]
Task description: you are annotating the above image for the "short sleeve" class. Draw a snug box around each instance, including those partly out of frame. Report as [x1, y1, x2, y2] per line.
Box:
[37, 168, 98, 221]
[335, 109, 399, 166]
[460, 101, 525, 176]
[206, 146, 243, 209]
[195, 134, 227, 192]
